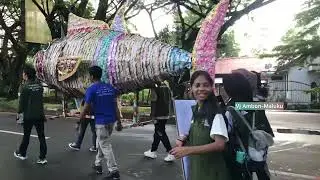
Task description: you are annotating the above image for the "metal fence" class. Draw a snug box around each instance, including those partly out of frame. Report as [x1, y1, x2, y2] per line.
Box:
[267, 80, 314, 105]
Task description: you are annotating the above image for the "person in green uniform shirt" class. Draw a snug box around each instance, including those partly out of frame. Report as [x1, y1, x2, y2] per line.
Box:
[170, 70, 230, 180]
[14, 65, 48, 165]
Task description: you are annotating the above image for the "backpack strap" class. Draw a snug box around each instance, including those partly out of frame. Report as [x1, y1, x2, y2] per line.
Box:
[227, 106, 253, 132]
[235, 131, 247, 153]
[221, 112, 229, 131]
[216, 95, 230, 129]
[225, 106, 254, 154]
[252, 111, 256, 130]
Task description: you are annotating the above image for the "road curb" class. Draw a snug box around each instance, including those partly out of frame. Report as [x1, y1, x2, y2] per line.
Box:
[274, 128, 320, 135]
[267, 110, 320, 113]
[0, 111, 59, 119]
[122, 120, 154, 129]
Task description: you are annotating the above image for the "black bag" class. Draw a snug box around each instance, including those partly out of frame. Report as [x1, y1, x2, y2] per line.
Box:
[225, 106, 273, 180]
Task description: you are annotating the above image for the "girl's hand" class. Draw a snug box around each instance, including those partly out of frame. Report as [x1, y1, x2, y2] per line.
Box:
[169, 147, 191, 159]
[175, 139, 184, 147]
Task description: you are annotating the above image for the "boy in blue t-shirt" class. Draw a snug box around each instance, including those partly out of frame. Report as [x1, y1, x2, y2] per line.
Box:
[80, 66, 122, 180]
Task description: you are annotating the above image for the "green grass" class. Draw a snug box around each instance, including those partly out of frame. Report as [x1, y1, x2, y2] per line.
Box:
[0, 97, 63, 112]
[44, 103, 62, 111]
[120, 106, 150, 114]
[0, 98, 18, 111]
[0, 97, 151, 115]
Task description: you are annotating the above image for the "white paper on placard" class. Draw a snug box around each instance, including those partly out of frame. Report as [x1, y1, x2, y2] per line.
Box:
[173, 100, 196, 180]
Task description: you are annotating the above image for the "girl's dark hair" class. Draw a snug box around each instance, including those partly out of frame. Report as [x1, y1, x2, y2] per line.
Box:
[190, 70, 213, 87]
[258, 87, 269, 98]
[251, 71, 261, 88]
[190, 70, 220, 122]
[223, 73, 253, 105]
[251, 71, 269, 98]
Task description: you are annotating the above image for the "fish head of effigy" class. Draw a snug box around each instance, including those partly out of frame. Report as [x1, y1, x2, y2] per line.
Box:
[33, 0, 230, 97]
[33, 13, 192, 97]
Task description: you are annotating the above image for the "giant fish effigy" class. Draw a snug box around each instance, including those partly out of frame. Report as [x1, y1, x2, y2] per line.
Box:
[33, 0, 230, 97]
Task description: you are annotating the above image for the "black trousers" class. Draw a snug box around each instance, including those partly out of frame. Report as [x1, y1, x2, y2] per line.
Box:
[19, 120, 47, 159]
[228, 161, 270, 180]
[249, 161, 271, 180]
[76, 118, 96, 148]
[151, 119, 172, 152]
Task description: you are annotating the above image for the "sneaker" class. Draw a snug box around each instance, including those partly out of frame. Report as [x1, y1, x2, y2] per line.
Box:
[89, 146, 97, 152]
[16, 119, 23, 124]
[14, 151, 27, 160]
[16, 113, 23, 124]
[92, 165, 103, 174]
[164, 154, 175, 162]
[68, 143, 80, 151]
[36, 159, 48, 164]
[104, 170, 120, 180]
[144, 150, 157, 159]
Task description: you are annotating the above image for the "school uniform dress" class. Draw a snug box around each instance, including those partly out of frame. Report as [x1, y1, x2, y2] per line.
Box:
[185, 105, 231, 180]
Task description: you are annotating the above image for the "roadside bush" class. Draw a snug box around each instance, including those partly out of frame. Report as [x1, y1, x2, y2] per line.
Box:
[121, 93, 135, 106]
[120, 89, 151, 106]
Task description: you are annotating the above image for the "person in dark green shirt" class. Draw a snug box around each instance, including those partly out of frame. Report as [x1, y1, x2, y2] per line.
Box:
[170, 70, 230, 180]
[14, 65, 48, 165]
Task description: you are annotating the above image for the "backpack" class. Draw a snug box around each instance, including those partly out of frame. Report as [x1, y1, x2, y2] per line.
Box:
[223, 106, 274, 179]
[227, 107, 274, 157]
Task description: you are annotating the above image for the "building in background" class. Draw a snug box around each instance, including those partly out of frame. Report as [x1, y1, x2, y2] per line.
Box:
[214, 57, 320, 108]
[272, 57, 320, 108]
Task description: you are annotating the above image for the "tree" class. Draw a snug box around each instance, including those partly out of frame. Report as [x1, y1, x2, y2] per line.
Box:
[137, 0, 173, 39]
[218, 30, 240, 57]
[0, 0, 277, 97]
[265, 0, 320, 69]
[0, 0, 145, 97]
[170, 0, 277, 51]
[31, 0, 144, 39]
[158, 25, 177, 45]
[144, 0, 276, 52]
[0, 0, 37, 98]
[156, 0, 275, 98]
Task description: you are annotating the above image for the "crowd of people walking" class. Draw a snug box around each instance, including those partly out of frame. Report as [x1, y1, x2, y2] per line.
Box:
[14, 64, 273, 180]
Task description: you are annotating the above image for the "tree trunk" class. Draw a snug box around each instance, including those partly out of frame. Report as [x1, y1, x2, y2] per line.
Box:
[76, 0, 89, 16]
[5, 0, 24, 99]
[55, 89, 58, 101]
[94, 0, 108, 20]
[6, 52, 27, 99]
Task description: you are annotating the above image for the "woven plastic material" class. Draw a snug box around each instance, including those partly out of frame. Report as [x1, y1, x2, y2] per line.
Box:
[34, 0, 230, 97]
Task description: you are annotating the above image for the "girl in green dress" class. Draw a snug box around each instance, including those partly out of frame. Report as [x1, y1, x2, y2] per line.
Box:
[170, 70, 230, 180]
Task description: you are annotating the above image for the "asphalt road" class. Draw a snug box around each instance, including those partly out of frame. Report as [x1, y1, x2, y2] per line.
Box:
[265, 111, 320, 131]
[0, 112, 319, 180]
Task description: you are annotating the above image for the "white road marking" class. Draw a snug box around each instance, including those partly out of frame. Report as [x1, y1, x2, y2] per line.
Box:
[272, 132, 320, 145]
[270, 141, 294, 149]
[269, 144, 311, 153]
[114, 133, 152, 138]
[270, 170, 317, 179]
[0, 130, 50, 139]
[266, 111, 319, 116]
[127, 153, 168, 156]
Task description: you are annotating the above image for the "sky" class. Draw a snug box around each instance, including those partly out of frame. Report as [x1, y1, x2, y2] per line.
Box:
[91, 0, 304, 57]
[232, 0, 304, 56]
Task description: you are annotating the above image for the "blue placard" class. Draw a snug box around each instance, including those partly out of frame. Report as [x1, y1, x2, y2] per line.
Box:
[173, 100, 196, 180]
